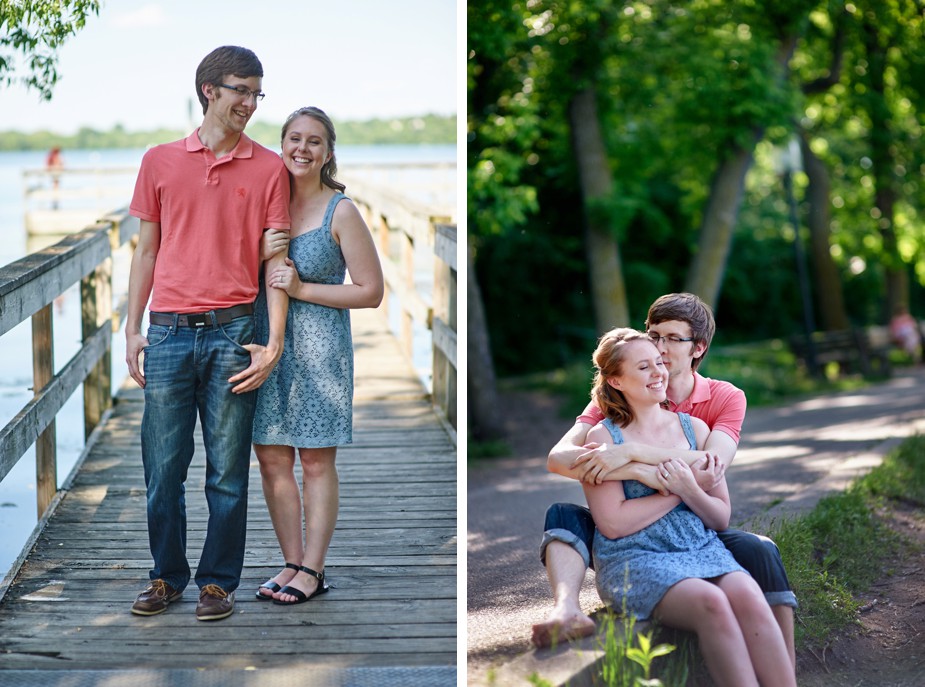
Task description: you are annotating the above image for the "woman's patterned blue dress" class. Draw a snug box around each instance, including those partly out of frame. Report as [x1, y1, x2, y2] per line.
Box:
[253, 192, 353, 448]
[592, 414, 745, 619]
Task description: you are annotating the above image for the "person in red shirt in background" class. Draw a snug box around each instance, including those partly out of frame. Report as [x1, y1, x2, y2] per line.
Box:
[534, 293, 797, 669]
[889, 306, 922, 364]
[45, 147, 64, 176]
[45, 147, 64, 206]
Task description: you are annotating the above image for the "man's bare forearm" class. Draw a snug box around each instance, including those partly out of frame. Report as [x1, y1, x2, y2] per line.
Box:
[265, 253, 289, 356]
[547, 422, 597, 477]
[621, 443, 708, 466]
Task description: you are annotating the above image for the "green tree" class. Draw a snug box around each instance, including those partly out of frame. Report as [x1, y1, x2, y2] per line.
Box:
[666, 0, 810, 308]
[524, 0, 632, 330]
[796, 0, 925, 322]
[0, 0, 101, 100]
[854, 0, 919, 316]
[468, 0, 925, 378]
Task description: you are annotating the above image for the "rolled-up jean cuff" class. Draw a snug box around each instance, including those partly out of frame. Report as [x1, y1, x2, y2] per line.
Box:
[540, 528, 592, 569]
[765, 590, 798, 609]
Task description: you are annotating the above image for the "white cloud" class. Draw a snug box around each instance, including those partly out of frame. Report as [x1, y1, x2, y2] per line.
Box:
[110, 4, 168, 29]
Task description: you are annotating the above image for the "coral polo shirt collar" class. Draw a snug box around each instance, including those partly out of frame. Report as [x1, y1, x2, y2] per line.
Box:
[185, 129, 254, 158]
[665, 372, 710, 414]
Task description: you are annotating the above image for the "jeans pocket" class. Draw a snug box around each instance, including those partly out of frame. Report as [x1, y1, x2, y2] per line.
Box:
[144, 324, 171, 348]
[218, 316, 255, 353]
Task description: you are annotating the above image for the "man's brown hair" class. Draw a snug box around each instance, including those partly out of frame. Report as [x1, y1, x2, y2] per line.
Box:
[195, 46, 263, 115]
[645, 292, 716, 371]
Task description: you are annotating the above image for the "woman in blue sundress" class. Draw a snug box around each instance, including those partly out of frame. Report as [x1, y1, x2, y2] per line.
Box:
[253, 107, 383, 605]
[583, 328, 795, 687]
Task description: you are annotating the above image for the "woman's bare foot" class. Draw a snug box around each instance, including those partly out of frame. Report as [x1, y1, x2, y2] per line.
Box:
[274, 569, 321, 603]
[531, 609, 596, 648]
[256, 564, 298, 600]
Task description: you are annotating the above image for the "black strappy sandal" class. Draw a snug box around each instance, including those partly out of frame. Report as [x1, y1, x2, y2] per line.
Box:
[272, 566, 329, 605]
[255, 562, 300, 600]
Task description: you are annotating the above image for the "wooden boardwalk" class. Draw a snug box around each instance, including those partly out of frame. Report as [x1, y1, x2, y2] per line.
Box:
[0, 308, 457, 687]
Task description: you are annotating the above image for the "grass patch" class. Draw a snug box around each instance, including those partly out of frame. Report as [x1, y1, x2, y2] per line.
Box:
[775, 435, 925, 648]
[766, 435, 925, 648]
[770, 491, 885, 646]
[855, 434, 925, 505]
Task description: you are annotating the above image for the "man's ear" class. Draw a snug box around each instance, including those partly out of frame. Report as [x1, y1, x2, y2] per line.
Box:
[692, 340, 707, 360]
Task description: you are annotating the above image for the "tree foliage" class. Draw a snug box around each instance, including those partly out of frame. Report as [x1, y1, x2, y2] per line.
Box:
[470, 0, 925, 377]
[0, 0, 101, 100]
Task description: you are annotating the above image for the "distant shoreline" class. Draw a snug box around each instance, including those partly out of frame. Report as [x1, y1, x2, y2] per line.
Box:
[0, 113, 456, 152]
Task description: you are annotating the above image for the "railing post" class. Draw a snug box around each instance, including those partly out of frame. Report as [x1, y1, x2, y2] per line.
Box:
[377, 213, 392, 323]
[31, 305, 56, 518]
[400, 225, 415, 360]
[432, 224, 457, 432]
[81, 253, 113, 438]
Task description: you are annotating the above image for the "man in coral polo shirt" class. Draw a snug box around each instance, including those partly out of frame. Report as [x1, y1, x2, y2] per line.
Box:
[125, 46, 290, 622]
[534, 293, 798, 668]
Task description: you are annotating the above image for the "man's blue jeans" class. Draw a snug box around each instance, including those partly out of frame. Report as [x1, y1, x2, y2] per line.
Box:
[141, 315, 257, 594]
[541, 502, 798, 608]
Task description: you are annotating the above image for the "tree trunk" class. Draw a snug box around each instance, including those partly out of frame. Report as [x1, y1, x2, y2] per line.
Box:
[467, 238, 505, 441]
[683, 145, 755, 309]
[684, 37, 800, 310]
[568, 86, 630, 331]
[863, 18, 908, 318]
[799, 133, 850, 331]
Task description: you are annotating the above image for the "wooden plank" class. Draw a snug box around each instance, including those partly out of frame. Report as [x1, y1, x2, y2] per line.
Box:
[0, 226, 110, 336]
[81, 260, 113, 437]
[435, 223, 457, 270]
[433, 316, 457, 368]
[32, 304, 57, 517]
[0, 307, 456, 675]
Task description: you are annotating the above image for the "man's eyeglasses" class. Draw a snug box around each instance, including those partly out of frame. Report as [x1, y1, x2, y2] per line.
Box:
[218, 84, 265, 102]
[647, 332, 694, 346]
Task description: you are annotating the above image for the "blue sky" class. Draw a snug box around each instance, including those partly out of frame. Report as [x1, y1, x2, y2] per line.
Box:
[2, 0, 458, 134]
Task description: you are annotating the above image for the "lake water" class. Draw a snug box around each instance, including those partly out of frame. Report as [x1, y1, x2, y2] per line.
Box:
[0, 143, 455, 579]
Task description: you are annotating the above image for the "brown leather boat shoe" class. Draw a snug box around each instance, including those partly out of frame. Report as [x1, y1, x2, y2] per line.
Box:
[195, 584, 235, 621]
[131, 579, 182, 616]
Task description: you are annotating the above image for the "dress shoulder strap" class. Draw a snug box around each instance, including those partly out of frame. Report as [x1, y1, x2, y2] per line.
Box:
[322, 192, 347, 229]
[601, 418, 626, 445]
[677, 412, 697, 450]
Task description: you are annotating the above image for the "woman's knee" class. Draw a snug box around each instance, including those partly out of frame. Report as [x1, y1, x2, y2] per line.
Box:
[721, 574, 774, 617]
[256, 444, 296, 477]
[696, 584, 736, 618]
[661, 581, 737, 633]
[299, 447, 338, 479]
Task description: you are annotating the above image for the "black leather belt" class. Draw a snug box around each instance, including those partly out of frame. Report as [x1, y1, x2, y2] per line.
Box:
[149, 303, 254, 328]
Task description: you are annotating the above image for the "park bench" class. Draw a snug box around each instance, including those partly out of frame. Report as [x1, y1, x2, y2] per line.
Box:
[789, 327, 892, 379]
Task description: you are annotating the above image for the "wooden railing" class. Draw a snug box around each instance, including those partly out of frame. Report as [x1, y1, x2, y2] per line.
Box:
[0, 210, 139, 519]
[348, 178, 458, 439]
[2, 168, 457, 525]
[432, 223, 458, 436]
